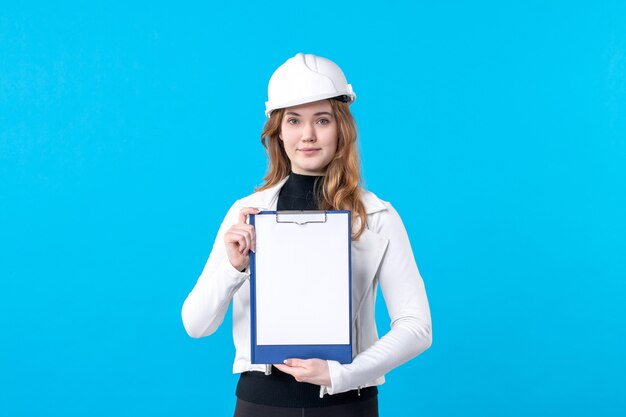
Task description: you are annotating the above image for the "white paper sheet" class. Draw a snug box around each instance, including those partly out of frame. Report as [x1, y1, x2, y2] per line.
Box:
[254, 212, 350, 345]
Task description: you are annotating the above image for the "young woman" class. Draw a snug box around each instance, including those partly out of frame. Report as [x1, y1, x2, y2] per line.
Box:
[182, 53, 432, 417]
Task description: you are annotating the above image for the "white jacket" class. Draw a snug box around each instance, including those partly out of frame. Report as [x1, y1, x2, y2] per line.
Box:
[181, 177, 432, 397]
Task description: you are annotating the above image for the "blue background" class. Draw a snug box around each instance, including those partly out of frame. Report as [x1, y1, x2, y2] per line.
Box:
[1, 2, 625, 416]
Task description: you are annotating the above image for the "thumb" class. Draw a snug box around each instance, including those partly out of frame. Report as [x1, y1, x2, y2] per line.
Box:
[283, 358, 306, 367]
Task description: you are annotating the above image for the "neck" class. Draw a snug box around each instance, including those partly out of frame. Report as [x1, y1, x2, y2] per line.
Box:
[290, 170, 324, 177]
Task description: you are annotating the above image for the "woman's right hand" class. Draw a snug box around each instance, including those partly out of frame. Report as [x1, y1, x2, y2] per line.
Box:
[224, 207, 259, 272]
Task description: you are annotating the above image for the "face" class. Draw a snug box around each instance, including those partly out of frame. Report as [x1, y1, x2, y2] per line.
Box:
[279, 100, 338, 176]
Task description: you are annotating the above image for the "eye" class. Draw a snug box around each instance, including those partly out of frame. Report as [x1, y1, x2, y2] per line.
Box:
[286, 118, 299, 125]
[317, 118, 331, 125]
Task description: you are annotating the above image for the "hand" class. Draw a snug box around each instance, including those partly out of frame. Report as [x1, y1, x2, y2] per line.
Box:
[224, 207, 259, 271]
[273, 358, 331, 386]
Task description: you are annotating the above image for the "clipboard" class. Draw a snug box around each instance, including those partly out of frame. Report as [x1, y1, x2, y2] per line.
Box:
[249, 210, 352, 364]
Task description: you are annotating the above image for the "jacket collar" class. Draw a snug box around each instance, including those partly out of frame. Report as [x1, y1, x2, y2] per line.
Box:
[237, 176, 387, 214]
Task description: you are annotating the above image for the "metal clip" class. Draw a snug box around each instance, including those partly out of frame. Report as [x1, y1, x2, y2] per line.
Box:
[275, 210, 327, 225]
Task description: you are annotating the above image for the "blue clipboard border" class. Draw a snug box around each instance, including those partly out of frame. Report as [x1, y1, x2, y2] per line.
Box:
[249, 210, 352, 364]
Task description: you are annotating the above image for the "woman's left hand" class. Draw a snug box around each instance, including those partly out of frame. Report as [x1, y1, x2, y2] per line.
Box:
[273, 358, 331, 386]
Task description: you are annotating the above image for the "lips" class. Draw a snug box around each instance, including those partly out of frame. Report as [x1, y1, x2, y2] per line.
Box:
[298, 148, 321, 156]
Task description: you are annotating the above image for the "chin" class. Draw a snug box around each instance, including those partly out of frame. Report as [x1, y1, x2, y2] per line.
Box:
[296, 162, 322, 172]
[293, 166, 321, 175]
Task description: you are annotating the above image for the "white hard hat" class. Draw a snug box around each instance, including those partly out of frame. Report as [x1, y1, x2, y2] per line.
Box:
[265, 53, 356, 117]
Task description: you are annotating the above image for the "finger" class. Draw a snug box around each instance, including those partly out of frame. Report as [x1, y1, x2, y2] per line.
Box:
[231, 224, 255, 253]
[246, 223, 256, 252]
[238, 207, 260, 225]
[226, 230, 249, 254]
[233, 229, 252, 254]
[234, 230, 251, 254]
[232, 224, 255, 239]
[273, 364, 292, 374]
[283, 358, 307, 368]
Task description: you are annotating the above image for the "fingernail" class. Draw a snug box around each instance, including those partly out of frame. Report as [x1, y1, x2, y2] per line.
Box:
[283, 359, 288, 364]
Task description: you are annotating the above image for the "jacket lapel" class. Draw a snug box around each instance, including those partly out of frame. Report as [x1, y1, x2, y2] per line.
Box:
[351, 222, 389, 316]
[351, 189, 389, 316]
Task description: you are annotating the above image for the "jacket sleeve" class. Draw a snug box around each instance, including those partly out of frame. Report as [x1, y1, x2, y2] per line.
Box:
[322, 203, 432, 395]
[181, 201, 250, 338]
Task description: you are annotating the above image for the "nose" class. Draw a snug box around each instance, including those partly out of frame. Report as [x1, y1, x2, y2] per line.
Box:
[301, 122, 316, 142]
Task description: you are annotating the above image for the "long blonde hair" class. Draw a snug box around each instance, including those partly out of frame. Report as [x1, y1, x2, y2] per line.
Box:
[256, 99, 367, 240]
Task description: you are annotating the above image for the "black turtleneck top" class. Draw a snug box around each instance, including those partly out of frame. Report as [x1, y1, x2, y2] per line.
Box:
[235, 172, 377, 407]
[276, 171, 323, 211]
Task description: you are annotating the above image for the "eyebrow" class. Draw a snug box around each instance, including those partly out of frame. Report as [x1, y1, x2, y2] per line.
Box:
[284, 111, 334, 117]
